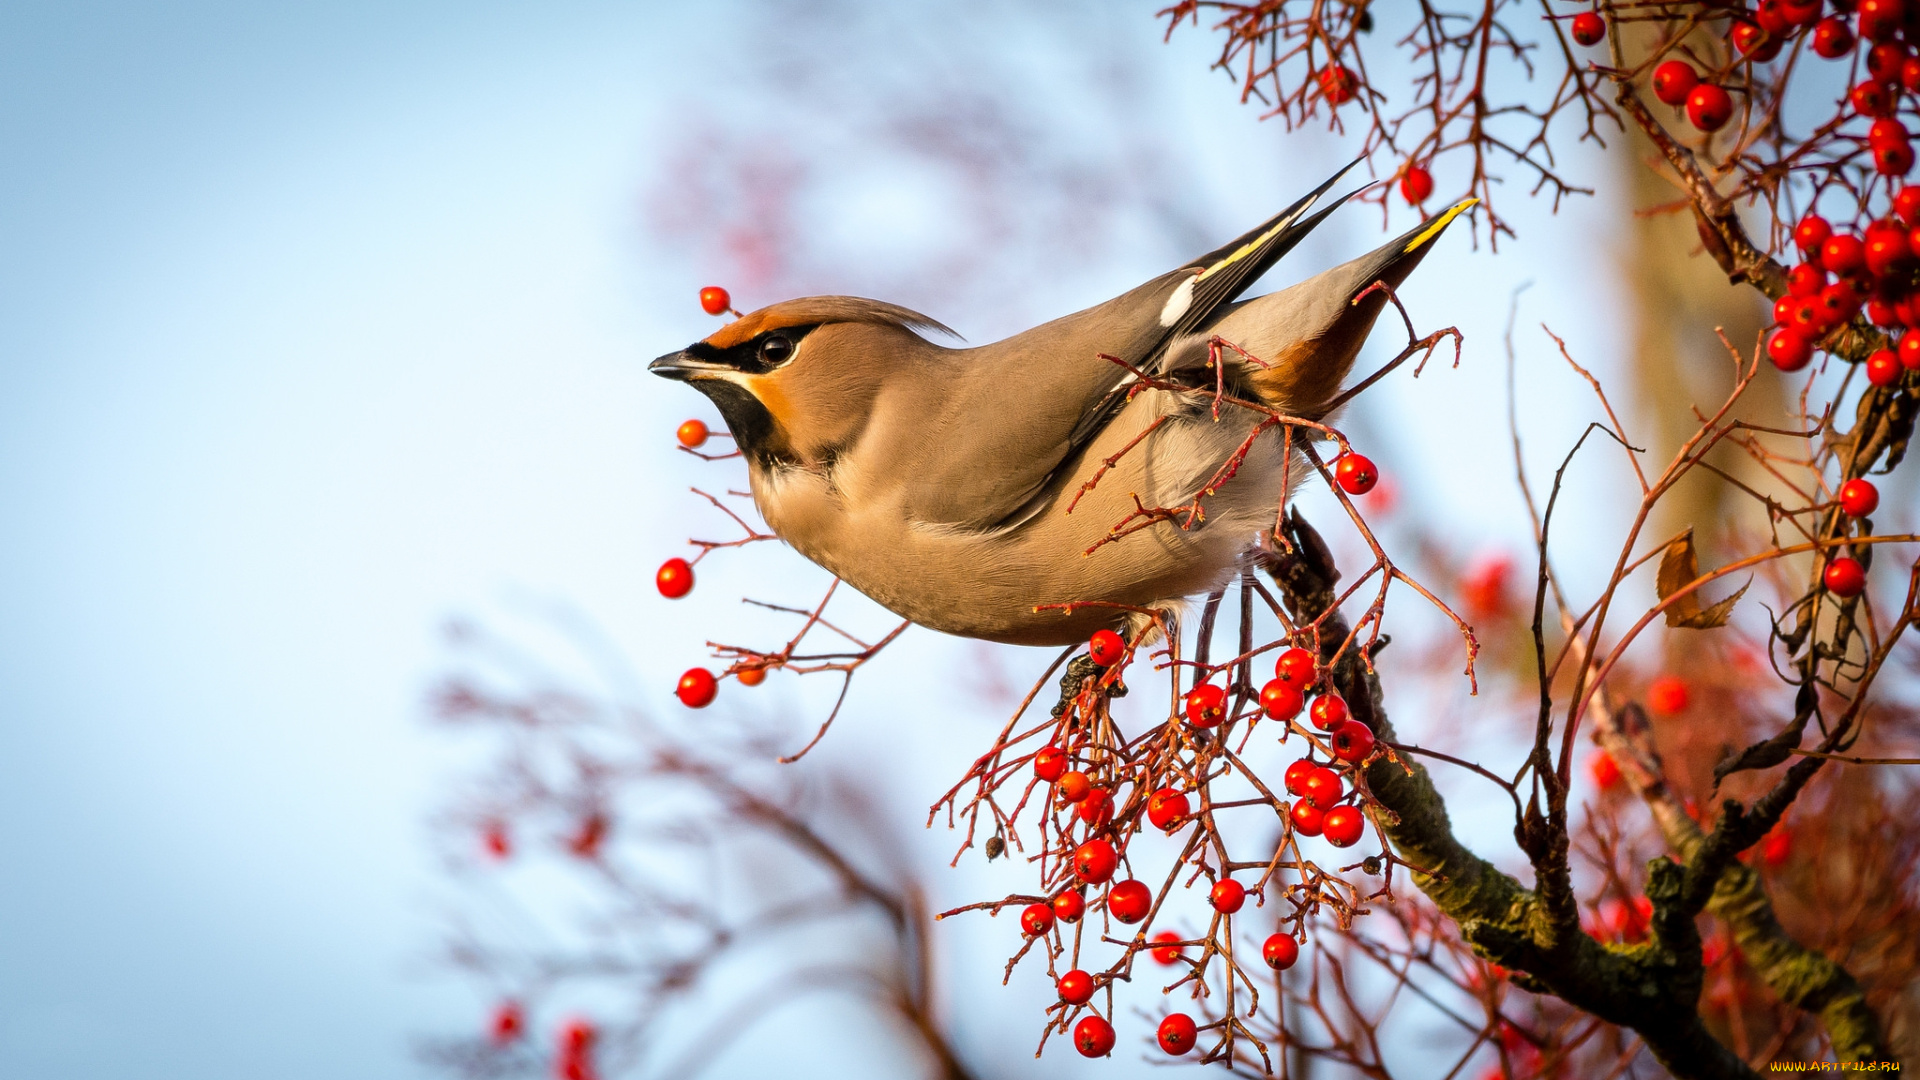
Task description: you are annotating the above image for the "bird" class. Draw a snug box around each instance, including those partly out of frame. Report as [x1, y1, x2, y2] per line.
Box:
[652, 164, 1472, 649]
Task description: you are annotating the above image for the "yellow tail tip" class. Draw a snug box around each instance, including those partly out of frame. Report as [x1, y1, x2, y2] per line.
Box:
[1403, 198, 1478, 253]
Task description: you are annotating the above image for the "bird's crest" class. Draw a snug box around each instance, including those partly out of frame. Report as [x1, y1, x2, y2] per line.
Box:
[703, 296, 959, 351]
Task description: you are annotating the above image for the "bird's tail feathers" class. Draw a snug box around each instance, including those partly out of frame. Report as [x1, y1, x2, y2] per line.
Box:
[1227, 197, 1476, 418]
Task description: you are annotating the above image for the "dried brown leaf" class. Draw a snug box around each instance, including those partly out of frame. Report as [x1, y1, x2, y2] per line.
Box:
[1656, 529, 1748, 630]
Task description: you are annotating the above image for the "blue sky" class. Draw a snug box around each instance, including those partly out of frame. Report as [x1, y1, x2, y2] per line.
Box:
[0, 3, 1664, 1077]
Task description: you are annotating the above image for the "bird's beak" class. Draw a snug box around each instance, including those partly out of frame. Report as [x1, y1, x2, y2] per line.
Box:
[649, 349, 730, 382]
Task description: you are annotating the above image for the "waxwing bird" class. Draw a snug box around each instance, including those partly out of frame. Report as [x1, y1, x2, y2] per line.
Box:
[652, 164, 1473, 647]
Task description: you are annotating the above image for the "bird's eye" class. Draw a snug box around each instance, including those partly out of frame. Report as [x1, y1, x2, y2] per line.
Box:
[759, 334, 793, 364]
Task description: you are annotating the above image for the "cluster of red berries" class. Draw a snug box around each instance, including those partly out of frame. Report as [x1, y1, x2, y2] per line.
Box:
[1015, 630, 1385, 1056]
[1641, 4, 1920, 398]
[1644, 0, 1920, 141]
[1768, 207, 1920, 378]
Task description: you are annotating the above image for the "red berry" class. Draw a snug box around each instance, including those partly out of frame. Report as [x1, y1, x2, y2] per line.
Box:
[698, 285, 731, 315]
[1058, 771, 1092, 803]
[1783, 296, 1817, 334]
[1073, 1015, 1116, 1058]
[490, 1000, 523, 1043]
[1898, 188, 1920, 227]
[1284, 759, 1316, 796]
[1323, 804, 1365, 847]
[675, 667, 717, 708]
[1185, 682, 1227, 727]
[1813, 16, 1856, 58]
[1400, 165, 1434, 205]
[1077, 787, 1114, 825]
[568, 813, 606, 857]
[735, 665, 765, 686]
[1590, 751, 1622, 790]
[1088, 628, 1126, 666]
[1652, 60, 1699, 106]
[1074, 838, 1118, 884]
[1823, 234, 1867, 275]
[1647, 675, 1691, 717]
[1310, 693, 1349, 731]
[1733, 22, 1783, 62]
[1021, 902, 1055, 937]
[1058, 968, 1096, 1004]
[1869, 348, 1904, 385]
[1904, 56, 1920, 92]
[1870, 40, 1912, 80]
[1878, 141, 1916, 177]
[1762, 824, 1794, 867]
[1330, 719, 1376, 763]
[1570, 11, 1605, 46]
[1686, 84, 1733, 131]
[1053, 889, 1086, 923]
[656, 557, 695, 599]
[1260, 679, 1304, 721]
[1148, 787, 1191, 831]
[1274, 646, 1316, 685]
[1860, 0, 1907, 42]
[1290, 799, 1325, 836]
[1263, 932, 1300, 970]
[1151, 930, 1184, 965]
[1870, 297, 1900, 327]
[1902, 333, 1920, 368]
[1756, 0, 1797, 36]
[1303, 766, 1343, 810]
[1825, 556, 1868, 596]
[1319, 63, 1357, 105]
[1874, 119, 1914, 150]
[480, 818, 510, 853]
[1777, 0, 1820, 25]
[1108, 878, 1152, 923]
[1854, 78, 1898, 118]
[1334, 452, 1379, 495]
[1034, 745, 1068, 782]
[1788, 263, 1828, 296]
[1602, 896, 1653, 942]
[560, 1017, 596, 1055]
[1157, 1012, 1198, 1055]
[1769, 328, 1814, 372]
[676, 419, 709, 448]
[1816, 285, 1857, 329]
[1796, 214, 1833, 253]
[1840, 478, 1881, 517]
[1868, 226, 1913, 276]
[1774, 296, 1798, 325]
[1209, 878, 1247, 914]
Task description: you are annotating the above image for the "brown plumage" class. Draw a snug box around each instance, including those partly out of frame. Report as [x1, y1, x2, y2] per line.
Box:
[653, 173, 1472, 646]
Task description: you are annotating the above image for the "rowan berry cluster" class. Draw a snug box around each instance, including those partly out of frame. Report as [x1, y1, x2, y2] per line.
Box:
[930, 621, 1396, 1064]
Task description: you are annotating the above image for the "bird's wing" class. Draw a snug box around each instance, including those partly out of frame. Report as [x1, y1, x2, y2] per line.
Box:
[1060, 180, 1365, 455]
[899, 161, 1365, 534]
